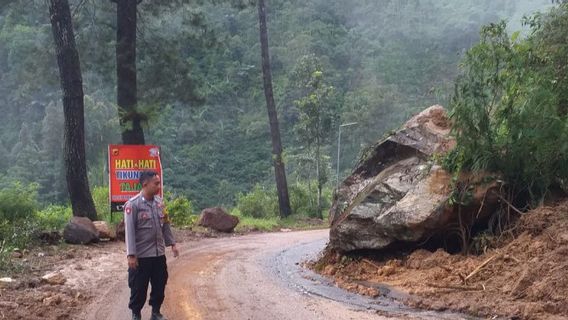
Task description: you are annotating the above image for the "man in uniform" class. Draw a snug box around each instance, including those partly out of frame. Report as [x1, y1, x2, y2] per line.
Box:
[124, 170, 179, 320]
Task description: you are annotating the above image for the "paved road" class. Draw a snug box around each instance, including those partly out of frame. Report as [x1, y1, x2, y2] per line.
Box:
[82, 229, 475, 320]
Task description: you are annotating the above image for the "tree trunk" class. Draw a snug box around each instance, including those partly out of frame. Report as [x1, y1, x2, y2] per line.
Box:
[116, 0, 145, 144]
[48, 0, 97, 220]
[258, 0, 291, 218]
[316, 138, 323, 218]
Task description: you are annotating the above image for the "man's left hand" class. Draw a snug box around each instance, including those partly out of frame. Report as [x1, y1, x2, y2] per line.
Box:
[171, 244, 179, 258]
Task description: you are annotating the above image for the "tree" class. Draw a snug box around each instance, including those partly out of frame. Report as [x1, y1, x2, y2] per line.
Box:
[114, 0, 145, 144]
[292, 55, 339, 217]
[257, 0, 291, 218]
[48, 0, 97, 220]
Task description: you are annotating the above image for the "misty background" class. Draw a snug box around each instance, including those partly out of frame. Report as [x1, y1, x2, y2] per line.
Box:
[0, 0, 552, 210]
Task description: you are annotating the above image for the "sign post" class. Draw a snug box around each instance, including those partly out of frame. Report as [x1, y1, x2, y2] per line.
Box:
[108, 144, 163, 213]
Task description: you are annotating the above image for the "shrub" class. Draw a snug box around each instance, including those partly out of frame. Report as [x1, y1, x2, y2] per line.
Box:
[446, 19, 568, 203]
[91, 186, 111, 218]
[165, 194, 197, 227]
[0, 180, 38, 222]
[235, 184, 278, 218]
[289, 181, 331, 218]
[0, 181, 41, 264]
[35, 205, 72, 231]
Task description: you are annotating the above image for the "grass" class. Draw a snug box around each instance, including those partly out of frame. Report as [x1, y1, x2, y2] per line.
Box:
[234, 213, 329, 233]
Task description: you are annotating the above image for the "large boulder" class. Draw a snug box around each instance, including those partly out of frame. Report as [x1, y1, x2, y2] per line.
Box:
[63, 216, 99, 245]
[198, 207, 239, 233]
[329, 105, 499, 252]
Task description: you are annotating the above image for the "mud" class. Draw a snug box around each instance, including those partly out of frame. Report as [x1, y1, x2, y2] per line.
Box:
[315, 200, 568, 320]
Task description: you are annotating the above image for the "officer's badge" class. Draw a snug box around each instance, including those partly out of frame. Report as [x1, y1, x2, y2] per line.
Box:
[125, 204, 132, 215]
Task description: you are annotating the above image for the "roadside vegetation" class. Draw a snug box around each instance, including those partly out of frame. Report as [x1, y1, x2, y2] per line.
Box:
[443, 3, 568, 237]
[0, 0, 553, 275]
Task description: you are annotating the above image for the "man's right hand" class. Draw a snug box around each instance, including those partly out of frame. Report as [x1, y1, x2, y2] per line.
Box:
[127, 255, 138, 269]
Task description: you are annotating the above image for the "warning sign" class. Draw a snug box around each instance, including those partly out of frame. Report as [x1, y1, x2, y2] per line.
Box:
[108, 144, 163, 211]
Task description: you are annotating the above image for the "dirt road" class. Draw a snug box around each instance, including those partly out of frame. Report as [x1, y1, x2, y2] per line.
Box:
[81, 230, 473, 320]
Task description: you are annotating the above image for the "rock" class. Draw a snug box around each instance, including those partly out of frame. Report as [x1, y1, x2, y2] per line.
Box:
[41, 272, 66, 285]
[323, 265, 337, 276]
[11, 250, 22, 259]
[197, 207, 239, 233]
[43, 294, 62, 306]
[116, 219, 125, 242]
[38, 231, 61, 245]
[0, 278, 14, 289]
[0, 301, 18, 309]
[378, 265, 396, 277]
[63, 216, 99, 245]
[93, 221, 115, 240]
[329, 105, 500, 252]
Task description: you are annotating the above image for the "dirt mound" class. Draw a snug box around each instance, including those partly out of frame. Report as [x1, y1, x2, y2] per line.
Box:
[314, 200, 568, 319]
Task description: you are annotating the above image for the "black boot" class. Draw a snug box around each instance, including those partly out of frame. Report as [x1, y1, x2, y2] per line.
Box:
[150, 312, 168, 320]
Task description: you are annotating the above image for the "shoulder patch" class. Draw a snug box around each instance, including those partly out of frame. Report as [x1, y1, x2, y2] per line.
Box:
[125, 203, 132, 215]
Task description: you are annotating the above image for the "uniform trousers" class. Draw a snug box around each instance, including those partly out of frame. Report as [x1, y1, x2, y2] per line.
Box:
[128, 255, 168, 315]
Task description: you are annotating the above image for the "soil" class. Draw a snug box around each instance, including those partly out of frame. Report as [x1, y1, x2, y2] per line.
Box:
[4, 201, 568, 320]
[314, 200, 568, 320]
[0, 228, 224, 320]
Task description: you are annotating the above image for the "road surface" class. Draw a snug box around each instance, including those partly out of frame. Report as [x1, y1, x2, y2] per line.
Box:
[82, 229, 475, 320]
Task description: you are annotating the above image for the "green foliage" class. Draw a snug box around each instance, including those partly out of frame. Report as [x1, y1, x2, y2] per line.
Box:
[91, 186, 111, 218]
[289, 181, 331, 218]
[232, 211, 280, 232]
[0, 180, 41, 268]
[447, 12, 568, 203]
[235, 185, 278, 218]
[0, 180, 38, 222]
[234, 182, 332, 218]
[165, 193, 197, 227]
[35, 205, 72, 231]
[0, 0, 553, 212]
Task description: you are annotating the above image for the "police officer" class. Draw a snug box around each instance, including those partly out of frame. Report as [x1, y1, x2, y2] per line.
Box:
[124, 170, 179, 320]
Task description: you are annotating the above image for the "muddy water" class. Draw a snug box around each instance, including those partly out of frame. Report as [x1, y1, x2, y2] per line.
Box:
[269, 236, 480, 320]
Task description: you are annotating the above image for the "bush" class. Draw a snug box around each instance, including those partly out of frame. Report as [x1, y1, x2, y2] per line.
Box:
[235, 184, 278, 218]
[91, 186, 111, 219]
[289, 182, 331, 218]
[35, 205, 72, 231]
[0, 180, 38, 222]
[165, 193, 197, 227]
[0, 181, 41, 265]
[446, 19, 568, 203]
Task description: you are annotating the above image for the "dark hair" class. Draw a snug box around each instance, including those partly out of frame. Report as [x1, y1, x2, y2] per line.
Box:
[139, 170, 157, 185]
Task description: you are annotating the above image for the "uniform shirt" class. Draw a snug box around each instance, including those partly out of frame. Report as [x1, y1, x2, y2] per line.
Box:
[124, 193, 175, 258]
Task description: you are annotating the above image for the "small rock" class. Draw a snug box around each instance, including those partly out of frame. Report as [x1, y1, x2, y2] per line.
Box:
[10, 251, 22, 259]
[41, 272, 66, 285]
[24, 278, 41, 288]
[43, 294, 62, 306]
[323, 265, 337, 276]
[280, 228, 292, 232]
[0, 278, 14, 289]
[378, 265, 396, 277]
[74, 264, 84, 271]
[38, 252, 45, 257]
[0, 301, 18, 308]
[93, 221, 115, 240]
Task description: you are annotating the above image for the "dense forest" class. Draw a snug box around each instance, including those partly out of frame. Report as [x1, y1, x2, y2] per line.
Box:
[0, 0, 552, 213]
